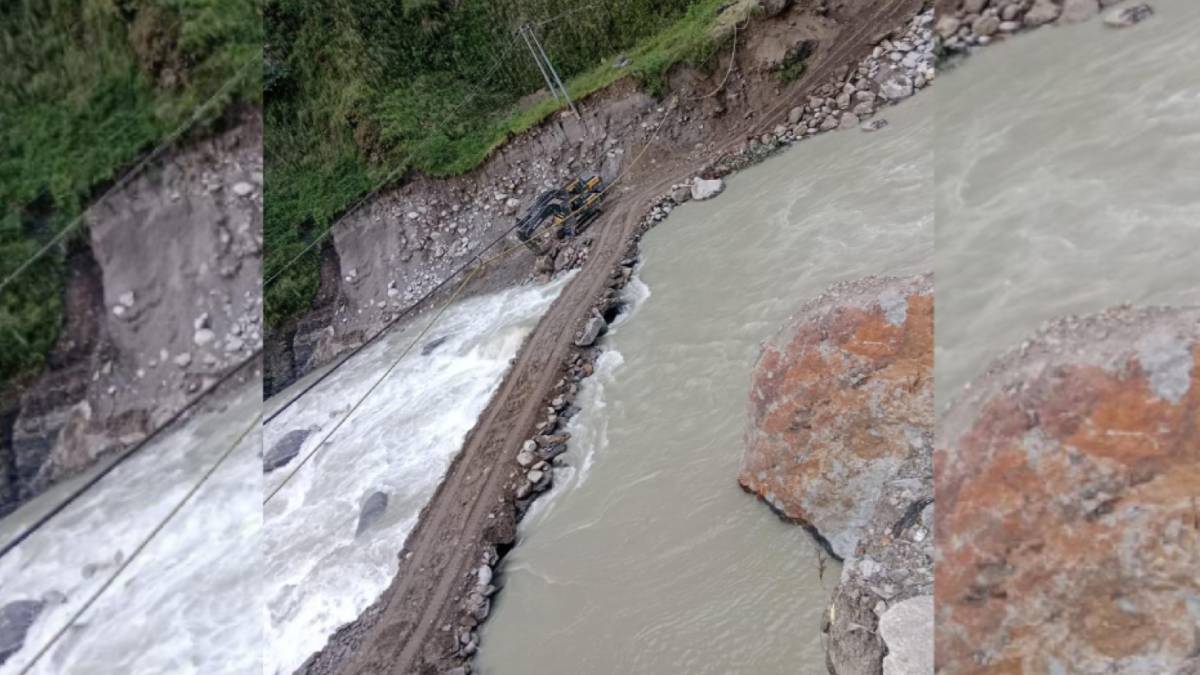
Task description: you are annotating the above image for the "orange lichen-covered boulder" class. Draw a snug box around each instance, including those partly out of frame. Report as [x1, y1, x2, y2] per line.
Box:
[937, 306, 1200, 674]
[739, 273, 934, 559]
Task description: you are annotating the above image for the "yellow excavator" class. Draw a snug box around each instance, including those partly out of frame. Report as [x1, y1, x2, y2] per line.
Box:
[515, 174, 608, 250]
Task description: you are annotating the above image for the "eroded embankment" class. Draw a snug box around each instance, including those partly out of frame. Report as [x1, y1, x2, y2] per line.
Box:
[0, 109, 263, 519]
[263, 0, 935, 397]
[294, 2, 931, 673]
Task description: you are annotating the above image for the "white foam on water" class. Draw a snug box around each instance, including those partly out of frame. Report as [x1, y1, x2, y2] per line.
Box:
[0, 381, 262, 675]
[261, 275, 570, 675]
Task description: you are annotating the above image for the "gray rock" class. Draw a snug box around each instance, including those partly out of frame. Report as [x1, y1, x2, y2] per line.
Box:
[876, 70, 914, 101]
[973, 14, 1001, 36]
[574, 316, 606, 347]
[0, 600, 44, 665]
[355, 491, 389, 536]
[1024, 0, 1062, 25]
[787, 106, 804, 124]
[963, 0, 988, 12]
[839, 113, 860, 130]
[1104, 3, 1153, 27]
[232, 181, 254, 197]
[880, 596, 934, 675]
[263, 428, 313, 473]
[690, 177, 725, 201]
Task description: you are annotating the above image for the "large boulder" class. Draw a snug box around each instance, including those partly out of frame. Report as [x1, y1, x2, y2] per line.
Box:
[739, 274, 934, 559]
[740, 274, 934, 675]
[937, 306, 1200, 673]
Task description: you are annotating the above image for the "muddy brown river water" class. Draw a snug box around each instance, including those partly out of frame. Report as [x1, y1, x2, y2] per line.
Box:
[478, 93, 932, 674]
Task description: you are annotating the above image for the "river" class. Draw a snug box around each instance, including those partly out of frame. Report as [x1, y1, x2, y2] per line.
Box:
[935, 0, 1200, 402]
[261, 276, 570, 675]
[478, 93, 933, 673]
[0, 376, 261, 675]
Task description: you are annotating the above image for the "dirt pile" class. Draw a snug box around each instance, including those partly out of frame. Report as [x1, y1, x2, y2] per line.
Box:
[937, 306, 1200, 673]
[0, 109, 263, 518]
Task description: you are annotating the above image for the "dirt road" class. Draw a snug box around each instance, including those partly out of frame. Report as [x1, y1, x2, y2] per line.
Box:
[298, 1, 921, 672]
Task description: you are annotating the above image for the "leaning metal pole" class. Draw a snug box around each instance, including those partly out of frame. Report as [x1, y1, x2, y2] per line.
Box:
[519, 24, 560, 103]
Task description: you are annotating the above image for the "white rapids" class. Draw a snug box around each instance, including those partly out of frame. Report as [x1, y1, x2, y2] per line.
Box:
[261, 276, 570, 675]
[0, 377, 262, 675]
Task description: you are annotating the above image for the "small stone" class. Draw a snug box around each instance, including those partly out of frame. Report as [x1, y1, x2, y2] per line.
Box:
[1103, 3, 1153, 28]
[232, 182, 254, 197]
[173, 353, 192, 368]
[193, 328, 216, 347]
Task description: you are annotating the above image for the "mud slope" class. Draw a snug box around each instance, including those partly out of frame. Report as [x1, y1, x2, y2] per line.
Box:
[295, 1, 923, 673]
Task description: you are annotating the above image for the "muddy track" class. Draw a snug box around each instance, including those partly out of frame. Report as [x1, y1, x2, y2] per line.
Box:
[302, 1, 920, 673]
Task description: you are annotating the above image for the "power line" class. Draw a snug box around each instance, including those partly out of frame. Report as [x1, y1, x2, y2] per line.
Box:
[262, 40, 523, 290]
[0, 56, 258, 294]
[264, 103, 682, 504]
[13, 408, 262, 675]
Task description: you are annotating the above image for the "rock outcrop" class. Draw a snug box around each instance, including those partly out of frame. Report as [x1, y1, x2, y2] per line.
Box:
[937, 306, 1200, 673]
[740, 274, 934, 558]
[739, 274, 934, 675]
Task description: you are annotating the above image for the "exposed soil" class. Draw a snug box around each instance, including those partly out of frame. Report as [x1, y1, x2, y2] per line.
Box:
[1, 107, 263, 518]
[294, 1, 924, 673]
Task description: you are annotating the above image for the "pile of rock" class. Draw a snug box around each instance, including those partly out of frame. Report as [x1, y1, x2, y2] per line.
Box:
[938, 0, 1154, 52]
[738, 274, 935, 675]
[455, 548, 500, 660]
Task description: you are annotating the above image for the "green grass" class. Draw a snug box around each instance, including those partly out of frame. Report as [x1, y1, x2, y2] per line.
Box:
[264, 0, 737, 331]
[0, 0, 262, 387]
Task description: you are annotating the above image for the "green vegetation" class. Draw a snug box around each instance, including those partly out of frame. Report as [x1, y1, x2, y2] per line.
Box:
[264, 0, 737, 330]
[0, 0, 262, 387]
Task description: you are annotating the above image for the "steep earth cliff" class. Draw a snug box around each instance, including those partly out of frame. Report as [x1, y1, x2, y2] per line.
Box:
[0, 109, 263, 517]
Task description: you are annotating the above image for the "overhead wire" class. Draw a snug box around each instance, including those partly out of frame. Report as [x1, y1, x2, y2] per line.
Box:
[13, 407, 262, 675]
[263, 102, 681, 504]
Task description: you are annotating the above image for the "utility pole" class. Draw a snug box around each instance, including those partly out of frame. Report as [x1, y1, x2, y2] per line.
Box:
[518, 23, 588, 132]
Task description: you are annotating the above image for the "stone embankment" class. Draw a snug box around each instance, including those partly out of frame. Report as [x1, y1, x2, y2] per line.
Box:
[937, 306, 1199, 673]
[0, 110, 264, 518]
[935, 0, 1155, 53]
[738, 274, 934, 675]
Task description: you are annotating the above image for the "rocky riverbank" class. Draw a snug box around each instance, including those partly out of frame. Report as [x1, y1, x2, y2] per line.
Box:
[935, 0, 1155, 56]
[0, 109, 263, 518]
